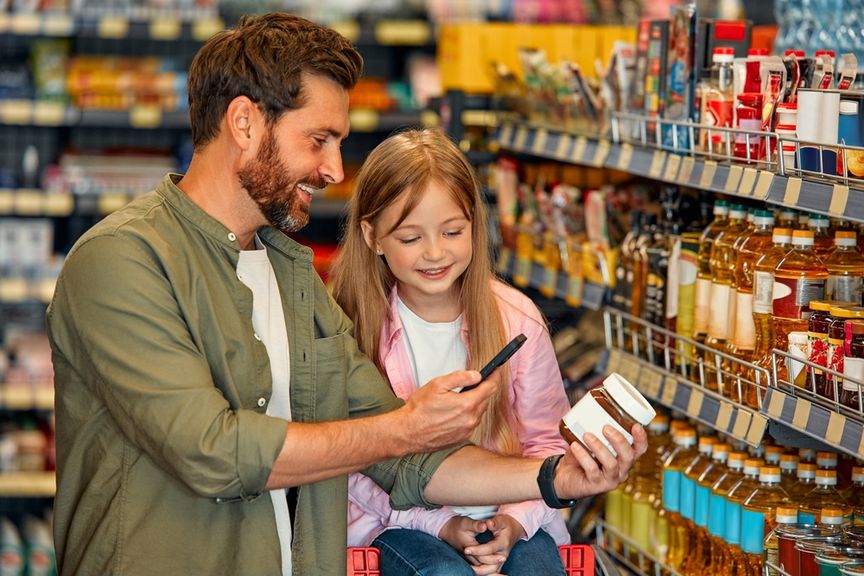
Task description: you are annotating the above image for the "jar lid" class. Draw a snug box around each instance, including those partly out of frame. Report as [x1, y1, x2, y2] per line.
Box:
[841, 100, 860, 115]
[604, 372, 656, 426]
[832, 306, 864, 319]
[785, 49, 806, 58]
[811, 300, 855, 312]
[848, 319, 864, 335]
[816, 50, 837, 57]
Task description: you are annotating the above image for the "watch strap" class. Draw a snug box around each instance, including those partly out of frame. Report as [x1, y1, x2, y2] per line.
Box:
[537, 454, 577, 509]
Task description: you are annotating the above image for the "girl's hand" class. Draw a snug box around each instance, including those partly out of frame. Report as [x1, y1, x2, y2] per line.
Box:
[462, 514, 525, 574]
[438, 515, 490, 554]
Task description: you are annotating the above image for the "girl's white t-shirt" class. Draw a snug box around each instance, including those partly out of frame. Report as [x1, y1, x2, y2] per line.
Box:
[396, 296, 497, 520]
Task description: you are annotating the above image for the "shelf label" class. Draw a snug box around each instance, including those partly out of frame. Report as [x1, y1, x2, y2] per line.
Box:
[98, 193, 129, 215]
[349, 108, 379, 132]
[43, 13, 73, 35]
[565, 274, 583, 308]
[716, 401, 734, 431]
[699, 160, 718, 189]
[532, 128, 549, 155]
[513, 126, 529, 150]
[0, 99, 32, 124]
[420, 110, 439, 128]
[687, 388, 704, 418]
[648, 150, 667, 179]
[607, 348, 623, 374]
[738, 167, 758, 196]
[375, 20, 431, 45]
[130, 105, 162, 129]
[754, 171, 774, 200]
[512, 256, 532, 287]
[32, 101, 65, 125]
[663, 154, 682, 181]
[43, 194, 74, 216]
[539, 266, 558, 298]
[495, 247, 513, 275]
[725, 165, 744, 193]
[0, 13, 9, 33]
[498, 123, 514, 147]
[0, 278, 28, 303]
[618, 355, 641, 385]
[792, 397, 811, 428]
[11, 12, 40, 34]
[572, 136, 588, 163]
[98, 15, 129, 38]
[36, 277, 55, 303]
[732, 409, 752, 439]
[0, 189, 13, 214]
[827, 411, 846, 444]
[678, 156, 695, 185]
[642, 368, 663, 398]
[592, 139, 611, 167]
[767, 389, 786, 418]
[829, 184, 850, 217]
[192, 17, 225, 41]
[661, 377, 678, 405]
[783, 176, 803, 206]
[617, 143, 634, 171]
[150, 17, 181, 40]
[747, 414, 768, 444]
[14, 190, 42, 215]
[556, 134, 572, 159]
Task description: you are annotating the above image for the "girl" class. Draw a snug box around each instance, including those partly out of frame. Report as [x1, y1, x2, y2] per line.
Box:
[330, 128, 570, 575]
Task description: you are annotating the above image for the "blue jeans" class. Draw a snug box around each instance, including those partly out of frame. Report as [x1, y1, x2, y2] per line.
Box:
[372, 527, 567, 576]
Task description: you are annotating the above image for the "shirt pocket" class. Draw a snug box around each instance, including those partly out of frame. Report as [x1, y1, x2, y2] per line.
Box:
[312, 332, 349, 420]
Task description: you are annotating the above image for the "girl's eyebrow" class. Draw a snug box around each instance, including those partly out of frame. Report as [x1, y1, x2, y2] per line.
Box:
[394, 216, 469, 232]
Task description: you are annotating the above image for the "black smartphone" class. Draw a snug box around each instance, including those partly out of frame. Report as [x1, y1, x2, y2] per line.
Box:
[460, 333, 527, 393]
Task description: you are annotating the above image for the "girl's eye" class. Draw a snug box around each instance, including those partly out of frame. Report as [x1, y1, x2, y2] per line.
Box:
[444, 229, 464, 238]
[398, 237, 419, 245]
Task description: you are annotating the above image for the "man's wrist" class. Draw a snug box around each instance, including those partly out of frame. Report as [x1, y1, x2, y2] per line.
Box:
[537, 454, 577, 509]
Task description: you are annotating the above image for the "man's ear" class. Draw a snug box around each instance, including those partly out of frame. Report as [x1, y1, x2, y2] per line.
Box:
[360, 221, 381, 254]
[224, 96, 258, 151]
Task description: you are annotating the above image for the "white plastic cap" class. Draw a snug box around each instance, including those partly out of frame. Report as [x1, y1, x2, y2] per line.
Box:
[604, 372, 657, 426]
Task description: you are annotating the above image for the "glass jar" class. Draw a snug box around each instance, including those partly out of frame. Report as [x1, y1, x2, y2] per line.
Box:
[810, 301, 852, 398]
[735, 92, 764, 161]
[828, 307, 864, 399]
[841, 320, 864, 411]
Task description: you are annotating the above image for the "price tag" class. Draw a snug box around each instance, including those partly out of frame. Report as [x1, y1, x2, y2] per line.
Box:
[617, 143, 634, 171]
[192, 17, 225, 41]
[43, 13, 73, 35]
[0, 189, 13, 214]
[98, 193, 129, 215]
[14, 190, 42, 215]
[767, 389, 786, 419]
[783, 176, 803, 206]
[792, 397, 811, 428]
[11, 12, 41, 34]
[648, 150, 667, 179]
[0, 277, 28, 302]
[375, 20, 431, 45]
[571, 136, 588, 163]
[539, 266, 558, 298]
[592, 139, 611, 167]
[699, 160, 718, 188]
[732, 409, 752, 438]
[32, 101, 65, 126]
[747, 414, 768, 445]
[565, 274, 583, 308]
[556, 134, 572, 159]
[687, 388, 705, 418]
[495, 247, 513, 275]
[663, 154, 682, 181]
[618, 355, 641, 385]
[512, 256, 532, 287]
[661, 376, 678, 405]
[754, 170, 775, 200]
[827, 411, 846, 444]
[130, 105, 162, 129]
[716, 401, 734, 431]
[532, 128, 549, 155]
[725, 165, 744, 193]
[98, 15, 129, 38]
[642, 368, 663, 398]
[607, 348, 623, 374]
[678, 156, 695, 185]
[43, 194, 74, 216]
[499, 123, 515, 147]
[36, 277, 56, 303]
[0, 100, 32, 124]
[349, 109, 379, 132]
[738, 167, 758, 196]
[150, 18, 181, 40]
[829, 184, 850, 217]
[513, 127, 529, 151]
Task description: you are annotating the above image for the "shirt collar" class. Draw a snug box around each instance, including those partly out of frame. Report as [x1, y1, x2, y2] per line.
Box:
[381, 285, 470, 352]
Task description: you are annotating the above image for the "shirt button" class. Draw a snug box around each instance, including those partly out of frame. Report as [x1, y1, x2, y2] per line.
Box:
[228, 232, 237, 242]
[254, 333, 262, 341]
[257, 397, 266, 407]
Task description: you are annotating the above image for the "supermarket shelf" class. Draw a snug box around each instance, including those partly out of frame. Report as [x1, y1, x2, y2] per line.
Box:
[0, 11, 223, 41]
[0, 385, 54, 411]
[495, 247, 608, 311]
[0, 472, 56, 498]
[0, 277, 55, 304]
[494, 120, 864, 225]
[331, 19, 432, 46]
[596, 519, 681, 576]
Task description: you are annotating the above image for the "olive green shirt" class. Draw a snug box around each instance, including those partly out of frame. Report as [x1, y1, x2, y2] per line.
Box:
[47, 174, 461, 576]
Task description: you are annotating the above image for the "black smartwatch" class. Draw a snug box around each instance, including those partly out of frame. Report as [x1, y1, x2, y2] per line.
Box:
[537, 454, 578, 509]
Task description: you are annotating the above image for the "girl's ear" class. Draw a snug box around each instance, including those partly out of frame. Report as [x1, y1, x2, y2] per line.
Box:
[360, 221, 379, 253]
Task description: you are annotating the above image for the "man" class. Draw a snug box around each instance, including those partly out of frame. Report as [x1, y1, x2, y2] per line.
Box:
[47, 12, 646, 576]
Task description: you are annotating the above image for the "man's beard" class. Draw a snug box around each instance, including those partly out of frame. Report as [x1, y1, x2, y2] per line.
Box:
[238, 128, 310, 232]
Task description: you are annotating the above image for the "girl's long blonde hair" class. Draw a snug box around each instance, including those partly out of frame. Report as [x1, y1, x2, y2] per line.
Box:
[330, 128, 519, 455]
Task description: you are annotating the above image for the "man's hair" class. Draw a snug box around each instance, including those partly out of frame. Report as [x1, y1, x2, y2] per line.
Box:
[187, 12, 363, 149]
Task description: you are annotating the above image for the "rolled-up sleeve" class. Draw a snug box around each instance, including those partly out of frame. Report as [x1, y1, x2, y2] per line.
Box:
[48, 234, 287, 499]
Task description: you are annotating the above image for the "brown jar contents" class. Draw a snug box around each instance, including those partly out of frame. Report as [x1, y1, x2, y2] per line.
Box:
[560, 388, 640, 446]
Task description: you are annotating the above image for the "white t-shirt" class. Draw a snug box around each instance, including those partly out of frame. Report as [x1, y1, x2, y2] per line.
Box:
[395, 296, 497, 520]
[237, 235, 293, 576]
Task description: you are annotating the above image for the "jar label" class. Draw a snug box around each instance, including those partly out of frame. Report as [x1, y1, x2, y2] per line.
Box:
[663, 469, 681, 512]
[734, 291, 756, 350]
[694, 277, 712, 334]
[680, 476, 696, 520]
[844, 357, 864, 391]
[827, 274, 864, 304]
[708, 493, 726, 537]
[773, 277, 825, 319]
[753, 271, 775, 314]
[708, 282, 731, 339]
[741, 508, 766, 554]
[695, 484, 711, 527]
[787, 331, 810, 387]
[725, 500, 742, 544]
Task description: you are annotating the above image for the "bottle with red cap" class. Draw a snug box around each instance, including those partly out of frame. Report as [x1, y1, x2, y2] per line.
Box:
[700, 47, 735, 153]
[814, 49, 836, 89]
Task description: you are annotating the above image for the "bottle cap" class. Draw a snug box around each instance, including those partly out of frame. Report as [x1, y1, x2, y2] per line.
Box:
[799, 462, 817, 478]
[773, 227, 792, 243]
[785, 49, 806, 58]
[820, 508, 846, 524]
[648, 414, 670, 433]
[766, 445, 783, 463]
[835, 230, 857, 246]
[748, 48, 769, 56]
[840, 100, 859, 115]
[759, 466, 782, 482]
[781, 454, 799, 470]
[712, 444, 731, 460]
[777, 102, 798, 112]
[745, 458, 764, 475]
[699, 436, 717, 453]
[730, 205, 747, 219]
[817, 451, 838, 467]
[800, 447, 817, 460]
[816, 469, 838, 485]
[853, 466, 864, 483]
[792, 229, 815, 246]
[816, 50, 837, 58]
[713, 46, 735, 63]
[604, 373, 656, 426]
[810, 214, 830, 226]
[728, 451, 747, 468]
[777, 506, 799, 523]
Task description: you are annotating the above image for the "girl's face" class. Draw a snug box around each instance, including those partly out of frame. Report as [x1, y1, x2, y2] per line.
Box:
[362, 181, 473, 320]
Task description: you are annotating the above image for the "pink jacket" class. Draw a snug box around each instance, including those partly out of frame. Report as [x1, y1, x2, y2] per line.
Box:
[347, 280, 572, 547]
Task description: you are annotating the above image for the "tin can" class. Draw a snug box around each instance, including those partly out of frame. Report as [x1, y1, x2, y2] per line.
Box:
[778, 526, 840, 576]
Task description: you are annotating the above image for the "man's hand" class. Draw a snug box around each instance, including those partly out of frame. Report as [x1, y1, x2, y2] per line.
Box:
[554, 423, 648, 500]
[399, 370, 498, 453]
[463, 514, 525, 575]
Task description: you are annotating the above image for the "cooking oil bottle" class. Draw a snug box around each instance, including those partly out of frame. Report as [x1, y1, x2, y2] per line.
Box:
[629, 457, 660, 573]
[695, 443, 730, 572]
[705, 205, 748, 395]
[752, 227, 793, 382]
[798, 469, 851, 524]
[824, 230, 864, 305]
[694, 200, 730, 346]
[764, 505, 798, 576]
[724, 458, 764, 575]
[764, 445, 783, 467]
[817, 506, 849, 531]
[680, 436, 717, 574]
[772, 229, 828, 386]
[741, 465, 789, 576]
[843, 466, 864, 525]
[800, 448, 816, 465]
[677, 231, 702, 376]
[788, 461, 818, 501]
[776, 209, 797, 229]
[663, 427, 699, 572]
[709, 451, 746, 575]
[779, 454, 799, 493]
[809, 213, 835, 259]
